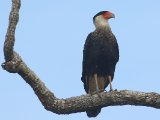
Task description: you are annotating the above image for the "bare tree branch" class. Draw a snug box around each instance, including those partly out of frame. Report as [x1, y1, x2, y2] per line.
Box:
[3, 0, 20, 62]
[2, 0, 160, 116]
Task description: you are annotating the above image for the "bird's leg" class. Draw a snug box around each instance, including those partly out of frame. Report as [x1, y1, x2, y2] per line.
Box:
[108, 75, 113, 92]
[94, 73, 99, 92]
[94, 73, 102, 98]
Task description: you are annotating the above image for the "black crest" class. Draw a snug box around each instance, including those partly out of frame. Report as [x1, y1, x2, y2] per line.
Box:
[93, 11, 108, 21]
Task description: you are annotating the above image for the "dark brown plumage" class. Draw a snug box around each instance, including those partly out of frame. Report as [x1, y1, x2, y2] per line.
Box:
[81, 11, 119, 117]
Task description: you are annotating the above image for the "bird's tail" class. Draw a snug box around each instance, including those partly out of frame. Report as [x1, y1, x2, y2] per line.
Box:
[86, 108, 101, 117]
[85, 75, 110, 117]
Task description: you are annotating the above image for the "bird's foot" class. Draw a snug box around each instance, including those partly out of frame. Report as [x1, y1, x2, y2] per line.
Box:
[104, 89, 107, 92]
[109, 88, 113, 92]
[91, 90, 103, 98]
[109, 89, 117, 92]
[114, 89, 117, 91]
[97, 91, 102, 98]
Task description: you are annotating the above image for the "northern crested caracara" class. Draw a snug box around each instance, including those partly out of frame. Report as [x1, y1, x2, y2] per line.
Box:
[81, 11, 119, 117]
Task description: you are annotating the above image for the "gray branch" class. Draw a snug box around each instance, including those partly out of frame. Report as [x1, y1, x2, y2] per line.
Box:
[2, 0, 160, 116]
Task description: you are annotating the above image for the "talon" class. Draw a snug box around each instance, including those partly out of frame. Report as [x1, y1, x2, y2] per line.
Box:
[91, 90, 102, 98]
[109, 89, 113, 92]
[100, 89, 105, 92]
[104, 90, 107, 93]
[96, 90, 102, 98]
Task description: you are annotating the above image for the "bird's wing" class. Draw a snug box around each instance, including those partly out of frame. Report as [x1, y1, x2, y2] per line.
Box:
[112, 35, 119, 62]
[81, 33, 92, 93]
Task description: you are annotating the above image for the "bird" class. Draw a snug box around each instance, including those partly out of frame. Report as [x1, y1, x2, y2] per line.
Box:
[81, 11, 119, 117]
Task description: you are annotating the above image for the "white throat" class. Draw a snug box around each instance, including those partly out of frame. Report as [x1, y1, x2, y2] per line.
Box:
[94, 15, 111, 31]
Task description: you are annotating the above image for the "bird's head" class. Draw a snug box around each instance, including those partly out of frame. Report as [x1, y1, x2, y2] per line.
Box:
[93, 11, 115, 30]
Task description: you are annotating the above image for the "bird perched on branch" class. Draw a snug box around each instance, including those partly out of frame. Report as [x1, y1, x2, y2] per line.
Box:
[81, 11, 119, 117]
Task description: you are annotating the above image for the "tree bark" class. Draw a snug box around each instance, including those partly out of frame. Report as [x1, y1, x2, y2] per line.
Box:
[2, 0, 160, 115]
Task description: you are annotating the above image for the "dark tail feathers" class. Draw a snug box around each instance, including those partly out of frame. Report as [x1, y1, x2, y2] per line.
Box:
[86, 108, 101, 117]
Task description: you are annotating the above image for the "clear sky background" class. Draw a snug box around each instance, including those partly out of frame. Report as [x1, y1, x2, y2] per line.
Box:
[1, 0, 160, 120]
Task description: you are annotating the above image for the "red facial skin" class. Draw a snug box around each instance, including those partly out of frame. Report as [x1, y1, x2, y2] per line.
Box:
[103, 11, 114, 19]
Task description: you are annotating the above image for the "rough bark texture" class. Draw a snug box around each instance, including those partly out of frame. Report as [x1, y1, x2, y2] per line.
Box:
[2, 0, 160, 116]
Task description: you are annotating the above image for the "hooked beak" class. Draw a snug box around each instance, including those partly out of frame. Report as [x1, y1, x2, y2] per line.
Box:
[111, 13, 115, 18]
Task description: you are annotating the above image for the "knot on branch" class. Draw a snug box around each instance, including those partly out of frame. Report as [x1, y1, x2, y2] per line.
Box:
[2, 51, 22, 73]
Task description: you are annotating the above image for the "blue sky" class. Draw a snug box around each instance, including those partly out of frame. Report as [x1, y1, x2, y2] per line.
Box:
[1, 0, 160, 120]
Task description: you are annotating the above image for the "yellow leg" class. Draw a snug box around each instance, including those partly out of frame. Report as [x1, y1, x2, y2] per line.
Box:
[94, 73, 102, 98]
[94, 74, 99, 92]
[108, 75, 113, 91]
